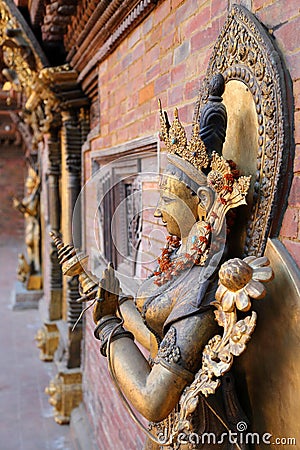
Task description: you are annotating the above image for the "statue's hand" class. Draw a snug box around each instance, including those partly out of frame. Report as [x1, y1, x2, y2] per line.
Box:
[93, 263, 120, 323]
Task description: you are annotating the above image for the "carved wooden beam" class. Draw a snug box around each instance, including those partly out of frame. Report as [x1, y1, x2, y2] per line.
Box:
[0, 1, 87, 147]
[41, 0, 77, 43]
[65, 0, 158, 95]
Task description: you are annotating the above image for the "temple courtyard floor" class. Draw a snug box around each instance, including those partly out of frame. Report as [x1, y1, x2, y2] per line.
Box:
[0, 238, 74, 450]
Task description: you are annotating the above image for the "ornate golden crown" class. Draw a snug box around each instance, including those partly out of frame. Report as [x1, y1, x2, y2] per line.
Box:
[158, 101, 251, 229]
[159, 99, 209, 172]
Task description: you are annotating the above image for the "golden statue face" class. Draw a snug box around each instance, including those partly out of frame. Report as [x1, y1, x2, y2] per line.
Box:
[154, 176, 199, 239]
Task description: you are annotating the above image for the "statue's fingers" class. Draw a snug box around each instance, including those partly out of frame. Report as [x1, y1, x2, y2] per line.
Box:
[114, 274, 120, 294]
[102, 267, 110, 291]
[96, 286, 104, 301]
[106, 263, 115, 280]
[114, 275, 120, 293]
[107, 264, 116, 292]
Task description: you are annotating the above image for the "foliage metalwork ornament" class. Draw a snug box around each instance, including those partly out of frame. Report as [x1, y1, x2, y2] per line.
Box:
[161, 255, 273, 446]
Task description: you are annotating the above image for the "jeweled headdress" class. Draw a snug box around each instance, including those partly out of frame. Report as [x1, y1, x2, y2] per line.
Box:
[159, 100, 250, 200]
[159, 99, 209, 172]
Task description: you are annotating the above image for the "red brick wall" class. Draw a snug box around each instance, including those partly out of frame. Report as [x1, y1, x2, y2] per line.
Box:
[83, 1, 300, 448]
[0, 144, 25, 243]
[91, 0, 227, 153]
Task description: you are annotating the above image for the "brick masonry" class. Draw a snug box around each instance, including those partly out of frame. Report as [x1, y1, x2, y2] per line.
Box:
[83, 1, 300, 448]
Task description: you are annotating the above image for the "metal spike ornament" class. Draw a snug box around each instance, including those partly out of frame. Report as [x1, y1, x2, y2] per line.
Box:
[158, 99, 209, 171]
[50, 232, 97, 296]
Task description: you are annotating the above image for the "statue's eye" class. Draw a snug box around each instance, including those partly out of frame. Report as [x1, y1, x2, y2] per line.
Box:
[161, 196, 174, 204]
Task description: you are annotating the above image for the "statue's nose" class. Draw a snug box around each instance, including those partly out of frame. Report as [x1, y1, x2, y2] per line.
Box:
[154, 208, 162, 218]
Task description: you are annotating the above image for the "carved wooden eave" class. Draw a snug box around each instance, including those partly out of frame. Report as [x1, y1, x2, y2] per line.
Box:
[39, 66, 89, 110]
[0, 0, 48, 148]
[22, 66, 88, 147]
[195, 5, 293, 258]
[0, 0, 48, 71]
[64, 0, 158, 97]
[41, 0, 77, 44]
[0, 0, 87, 148]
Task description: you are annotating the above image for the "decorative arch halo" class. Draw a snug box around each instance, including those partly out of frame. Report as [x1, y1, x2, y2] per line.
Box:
[194, 5, 293, 257]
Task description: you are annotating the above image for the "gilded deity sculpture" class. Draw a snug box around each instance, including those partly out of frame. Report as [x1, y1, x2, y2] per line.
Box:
[52, 74, 273, 449]
[13, 165, 41, 289]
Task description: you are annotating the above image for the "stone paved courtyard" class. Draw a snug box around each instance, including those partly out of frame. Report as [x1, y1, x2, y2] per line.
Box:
[0, 238, 74, 450]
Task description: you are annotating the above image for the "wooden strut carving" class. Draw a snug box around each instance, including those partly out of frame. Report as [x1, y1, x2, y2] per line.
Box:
[0, 1, 87, 148]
